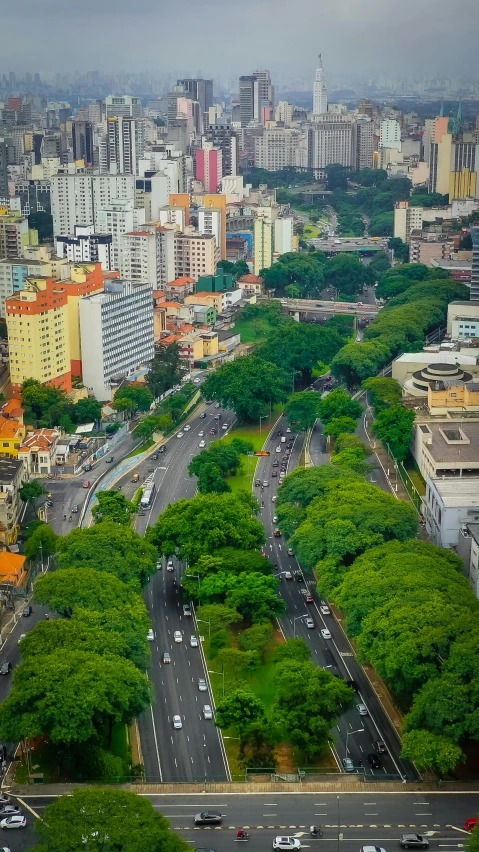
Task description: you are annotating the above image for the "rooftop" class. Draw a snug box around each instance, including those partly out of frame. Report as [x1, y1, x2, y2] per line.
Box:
[395, 351, 477, 366]
[421, 420, 479, 463]
[429, 477, 479, 507]
[0, 458, 24, 483]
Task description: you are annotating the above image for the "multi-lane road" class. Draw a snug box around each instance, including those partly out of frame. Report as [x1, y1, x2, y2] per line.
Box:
[10, 791, 479, 852]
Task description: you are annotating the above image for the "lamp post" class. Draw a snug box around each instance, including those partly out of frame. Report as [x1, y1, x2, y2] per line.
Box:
[188, 573, 201, 602]
[293, 614, 307, 637]
[197, 618, 211, 639]
[259, 415, 267, 436]
[208, 668, 225, 698]
[345, 727, 364, 757]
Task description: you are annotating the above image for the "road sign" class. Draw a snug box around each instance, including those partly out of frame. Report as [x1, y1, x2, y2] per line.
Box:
[253, 451, 270, 457]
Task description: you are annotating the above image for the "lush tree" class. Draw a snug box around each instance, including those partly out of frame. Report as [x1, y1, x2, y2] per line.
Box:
[114, 384, 153, 413]
[19, 619, 128, 662]
[146, 343, 187, 398]
[325, 164, 350, 191]
[285, 283, 301, 299]
[404, 673, 479, 744]
[372, 404, 415, 461]
[274, 637, 310, 663]
[238, 720, 277, 769]
[260, 323, 344, 385]
[34, 567, 141, 614]
[401, 729, 464, 776]
[368, 250, 391, 279]
[72, 397, 102, 424]
[197, 462, 231, 494]
[196, 603, 242, 634]
[215, 689, 266, 735]
[369, 212, 394, 236]
[135, 415, 162, 443]
[330, 341, 391, 386]
[318, 388, 362, 423]
[189, 439, 254, 490]
[196, 570, 286, 622]
[73, 601, 151, 669]
[21, 379, 68, 425]
[19, 478, 45, 506]
[201, 355, 287, 421]
[331, 445, 372, 476]
[285, 392, 321, 431]
[237, 622, 274, 658]
[57, 523, 157, 589]
[324, 254, 372, 297]
[0, 650, 151, 745]
[260, 252, 326, 299]
[323, 416, 358, 438]
[215, 647, 259, 678]
[387, 237, 409, 263]
[185, 548, 273, 581]
[24, 523, 57, 561]
[274, 659, 355, 756]
[92, 491, 137, 526]
[277, 464, 359, 510]
[148, 493, 265, 563]
[32, 787, 189, 852]
[362, 377, 402, 412]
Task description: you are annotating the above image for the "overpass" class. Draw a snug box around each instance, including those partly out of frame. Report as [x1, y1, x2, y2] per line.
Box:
[306, 237, 389, 255]
[280, 297, 380, 318]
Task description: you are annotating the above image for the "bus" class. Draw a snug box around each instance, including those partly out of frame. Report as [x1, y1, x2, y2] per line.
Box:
[140, 482, 156, 510]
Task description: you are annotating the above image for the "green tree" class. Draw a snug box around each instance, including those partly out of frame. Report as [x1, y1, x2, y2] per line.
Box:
[73, 601, 151, 669]
[57, 523, 157, 589]
[372, 404, 415, 461]
[274, 659, 355, 757]
[238, 622, 274, 658]
[0, 650, 151, 745]
[318, 388, 362, 423]
[19, 619, 128, 662]
[330, 341, 391, 386]
[148, 493, 265, 563]
[135, 415, 161, 443]
[32, 787, 189, 852]
[24, 523, 57, 561]
[201, 356, 287, 421]
[216, 647, 259, 678]
[369, 212, 394, 236]
[324, 254, 372, 297]
[260, 322, 344, 386]
[19, 478, 45, 507]
[323, 416, 358, 438]
[285, 392, 321, 430]
[285, 283, 301, 298]
[197, 462, 231, 494]
[196, 603, 241, 634]
[332, 445, 372, 476]
[401, 729, 464, 775]
[362, 377, 402, 412]
[92, 491, 137, 526]
[114, 385, 153, 413]
[215, 689, 266, 735]
[387, 237, 409, 263]
[146, 343, 187, 398]
[274, 638, 310, 663]
[72, 397, 102, 424]
[34, 567, 141, 614]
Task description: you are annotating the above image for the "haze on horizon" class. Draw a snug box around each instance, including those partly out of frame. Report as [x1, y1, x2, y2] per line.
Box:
[1, 0, 478, 80]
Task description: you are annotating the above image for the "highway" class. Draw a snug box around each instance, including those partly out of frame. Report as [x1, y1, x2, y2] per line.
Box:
[253, 414, 417, 781]
[280, 297, 379, 316]
[11, 791, 479, 852]
[107, 398, 233, 783]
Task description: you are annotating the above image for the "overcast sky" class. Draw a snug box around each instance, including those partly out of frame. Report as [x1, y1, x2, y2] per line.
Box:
[2, 0, 478, 81]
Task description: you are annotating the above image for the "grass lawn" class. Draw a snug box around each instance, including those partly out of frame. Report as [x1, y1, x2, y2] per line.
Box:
[403, 452, 426, 496]
[224, 405, 284, 493]
[232, 316, 274, 344]
[128, 439, 154, 458]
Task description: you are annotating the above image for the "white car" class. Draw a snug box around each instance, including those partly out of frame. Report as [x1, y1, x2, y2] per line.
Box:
[284, 571, 293, 580]
[176, 432, 184, 439]
[17, 634, 26, 644]
[0, 815, 26, 829]
[272, 495, 277, 502]
[167, 560, 174, 571]
[174, 631, 183, 643]
[357, 703, 369, 716]
[221, 424, 228, 431]
[321, 628, 331, 640]
[190, 635, 199, 648]
[184, 425, 191, 431]
[276, 446, 281, 453]
[273, 838, 301, 851]
[147, 628, 155, 641]
[199, 431, 205, 437]
[273, 515, 278, 523]
[173, 715, 183, 729]
[193, 378, 201, 384]
[199, 440, 206, 448]
[320, 604, 331, 615]
[286, 428, 292, 434]
[203, 704, 213, 720]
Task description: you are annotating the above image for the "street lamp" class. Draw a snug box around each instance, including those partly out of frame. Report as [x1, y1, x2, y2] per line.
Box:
[196, 618, 211, 639]
[188, 573, 201, 600]
[259, 415, 267, 436]
[345, 727, 364, 757]
[208, 668, 225, 698]
[293, 614, 307, 637]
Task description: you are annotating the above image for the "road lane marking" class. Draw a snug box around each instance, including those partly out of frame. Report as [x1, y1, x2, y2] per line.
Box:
[16, 797, 41, 819]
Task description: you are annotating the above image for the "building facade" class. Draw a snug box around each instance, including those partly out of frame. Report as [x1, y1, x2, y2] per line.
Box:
[55, 225, 113, 270]
[308, 116, 356, 175]
[471, 221, 479, 301]
[174, 233, 218, 280]
[312, 55, 328, 116]
[254, 217, 273, 275]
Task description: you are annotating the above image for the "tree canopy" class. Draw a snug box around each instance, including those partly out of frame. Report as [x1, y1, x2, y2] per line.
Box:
[92, 491, 137, 526]
[201, 355, 287, 421]
[259, 321, 344, 385]
[146, 342, 187, 399]
[285, 391, 322, 431]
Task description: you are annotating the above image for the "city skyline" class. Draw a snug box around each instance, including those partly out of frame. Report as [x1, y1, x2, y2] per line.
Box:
[1, 0, 478, 79]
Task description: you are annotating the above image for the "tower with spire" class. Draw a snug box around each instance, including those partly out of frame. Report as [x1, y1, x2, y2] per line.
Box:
[313, 53, 328, 116]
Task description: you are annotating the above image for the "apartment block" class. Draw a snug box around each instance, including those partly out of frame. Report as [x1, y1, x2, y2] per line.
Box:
[0, 458, 27, 546]
[393, 201, 424, 244]
[0, 256, 69, 318]
[121, 226, 174, 289]
[0, 213, 32, 260]
[51, 173, 135, 236]
[79, 279, 154, 401]
[96, 199, 146, 272]
[174, 233, 217, 280]
[254, 217, 273, 275]
[254, 128, 307, 170]
[56, 225, 113, 270]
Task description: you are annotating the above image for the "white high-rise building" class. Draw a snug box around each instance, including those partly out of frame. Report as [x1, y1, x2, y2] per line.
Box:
[274, 217, 295, 256]
[56, 225, 113, 270]
[105, 95, 143, 119]
[198, 208, 222, 255]
[79, 279, 154, 402]
[106, 116, 145, 175]
[96, 199, 146, 271]
[255, 128, 307, 171]
[121, 226, 175, 289]
[312, 54, 328, 116]
[379, 119, 401, 149]
[51, 173, 135, 236]
[308, 115, 356, 176]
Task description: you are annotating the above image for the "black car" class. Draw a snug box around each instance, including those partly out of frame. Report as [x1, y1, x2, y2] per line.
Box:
[367, 753, 381, 769]
[0, 663, 11, 676]
[194, 811, 222, 825]
[152, 453, 159, 460]
[294, 571, 304, 582]
[159, 445, 166, 453]
[400, 836, 429, 849]
[373, 739, 387, 753]
[22, 605, 32, 617]
[346, 679, 358, 691]
[106, 456, 114, 463]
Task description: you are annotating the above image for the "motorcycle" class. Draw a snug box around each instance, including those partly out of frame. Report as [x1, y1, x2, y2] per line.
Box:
[310, 826, 322, 837]
[236, 831, 250, 841]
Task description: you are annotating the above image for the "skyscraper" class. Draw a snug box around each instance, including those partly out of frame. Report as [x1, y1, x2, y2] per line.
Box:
[72, 120, 93, 165]
[239, 76, 257, 127]
[312, 54, 328, 116]
[106, 116, 145, 175]
[176, 78, 213, 132]
[252, 70, 274, 123]
[204, 122, 238, 176]
[0, 141, 8, 199]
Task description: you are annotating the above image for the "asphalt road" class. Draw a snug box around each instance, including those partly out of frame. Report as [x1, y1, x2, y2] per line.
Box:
[10, 791, 479, 852]
[107, 399, 233, 783]
[253, 414, 417, 782]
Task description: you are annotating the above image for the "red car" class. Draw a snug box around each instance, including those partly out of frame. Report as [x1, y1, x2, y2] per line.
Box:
[305, 593, 314, 603]
[82, 480, 91, 488]
[465, 819, 478, 832]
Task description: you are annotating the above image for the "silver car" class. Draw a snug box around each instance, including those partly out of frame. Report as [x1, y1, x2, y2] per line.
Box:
[198, 678, 208, 692]
[173, 715, 182, 729]
[203, 704, 213, 720]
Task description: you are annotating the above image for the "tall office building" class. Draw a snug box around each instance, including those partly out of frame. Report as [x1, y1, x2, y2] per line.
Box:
[379, 119, 401, 149]
[105, 95, 142, 119]
[176, 78, 213, 132]
[356, 119, 374, 170]
[204, 122, 238, 176]
[308, 115, 356, 176]
[255, 128, 307, 171]
[239, 76, 258, 127]
[471, 222, 479, 301]
[72, 120, 93, 164]
[51, 173, 135, 236]
[253, 70, 274, 122]
[0, 141, 8, 199]
[195, 143, 222, 193]
[312, 55, 328, 116]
